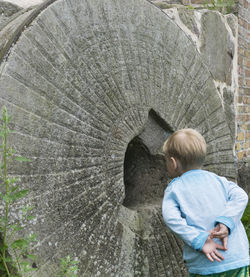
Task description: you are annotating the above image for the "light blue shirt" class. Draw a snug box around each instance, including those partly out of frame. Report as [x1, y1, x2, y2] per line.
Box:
[162, 169, 249, 275]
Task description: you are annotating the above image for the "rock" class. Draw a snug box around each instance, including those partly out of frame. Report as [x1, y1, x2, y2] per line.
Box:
[1, 0, 44, 8]
[238, 161, 250, 194]
[0, 1, 21, 29]
[0, 1, 21, 16]
[225, 13, 237, 37]
[200, 11, 235, 85]
[178, 9, 200, 36]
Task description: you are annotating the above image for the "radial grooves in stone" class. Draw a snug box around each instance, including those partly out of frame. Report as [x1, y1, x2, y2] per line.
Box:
[0, 0, 58, 64]
[49, 4, 125, 118]
[116, 0, 141, 94]
[167, 43, 192, 104]
[77, 205, 120, 274]
[174, 75, 211, 129]
[0, 75, 108, 146]
[148, 238, 161, 276]
[160, 35, 182, 118]
[137, 13, 159, 107]
[13, 42, 115, 133]
[9, 131, 95, 157]
[91, 219, 121, 276]
[169, 56, 199, 124]
[85, 0, 136, 113]
[31, 180, 106, 238]
[206, 132, 232, 145]
[154, 212, 186, 276]
[210, 120, 231, 132]
[7, 67, 111, 134]
[162, 30, 181, 100]
[33, 18, 119, 126]
[36, 194, 110, 265]
[172, 58, 203, 123]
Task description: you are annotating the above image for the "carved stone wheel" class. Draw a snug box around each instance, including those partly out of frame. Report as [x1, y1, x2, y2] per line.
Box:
[0, 0, 235, 276]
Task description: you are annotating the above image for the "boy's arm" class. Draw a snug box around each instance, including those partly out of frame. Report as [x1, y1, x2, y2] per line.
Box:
[162, 189, 209, 251]
[214, 178, 248, 234]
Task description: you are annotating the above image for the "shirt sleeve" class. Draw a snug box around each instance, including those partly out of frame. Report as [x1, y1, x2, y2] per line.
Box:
[215, 177, 248, 234]
[162, 185, 209, 251]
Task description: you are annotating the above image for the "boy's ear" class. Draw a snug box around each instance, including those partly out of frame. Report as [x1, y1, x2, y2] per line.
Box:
[170, 157, 178, 170]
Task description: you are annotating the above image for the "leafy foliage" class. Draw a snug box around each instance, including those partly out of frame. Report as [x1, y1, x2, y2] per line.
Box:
[0, 107, 36, 276]
[242, 199, 250, 244]
[57, 255, 79, 277]
[0, 107, 79, 276]
[204, 0, 235, 14]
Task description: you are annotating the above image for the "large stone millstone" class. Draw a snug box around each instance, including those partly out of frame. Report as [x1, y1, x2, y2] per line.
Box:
[0, 0, 236, 276]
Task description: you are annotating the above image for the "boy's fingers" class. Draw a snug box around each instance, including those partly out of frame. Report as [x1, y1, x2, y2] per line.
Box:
[214, 250, 224, 260]
[214, 225, 220, 231]
[211, 231, 220, 237]
[213, 229, 224, 235]
[211, 252, 221, 262]
[222, 237, 228, 250]
[215, 243, 225, 250]
[210, 226, 219, 234]
[206, 253, 214, 262]
[212, 231, 227, 238]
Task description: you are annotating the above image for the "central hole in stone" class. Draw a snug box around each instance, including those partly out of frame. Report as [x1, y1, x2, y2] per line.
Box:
[123, 110, 173, 209]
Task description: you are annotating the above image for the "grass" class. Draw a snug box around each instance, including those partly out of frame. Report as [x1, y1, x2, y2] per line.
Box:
[242, 199, 250, 243]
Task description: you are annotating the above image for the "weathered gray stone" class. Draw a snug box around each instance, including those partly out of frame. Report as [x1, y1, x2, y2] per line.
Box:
[1, 0, 44, 8]
[159, 8, 237, 90]
[0, 0, 21, 30]
[178, 9, 200, 36]
[200, 11, 234, 85]
[1, 1, 20, 13]
[225, 14, 237, 37]
[0, 0, 236, 276]
[238, 161, 250, 194]
[0, 8, 34, 62]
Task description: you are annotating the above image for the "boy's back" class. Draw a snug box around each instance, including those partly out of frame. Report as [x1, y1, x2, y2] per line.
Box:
[162, 169, 249, 275]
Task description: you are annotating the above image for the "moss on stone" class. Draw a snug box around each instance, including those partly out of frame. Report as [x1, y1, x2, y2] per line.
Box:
[154, 2, 172, 9]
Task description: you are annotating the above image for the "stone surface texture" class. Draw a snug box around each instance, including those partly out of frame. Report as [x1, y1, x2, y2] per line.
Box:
[0, 0, 237, 276]
[160, 8, 238, 118]
[1, 0, 44, 8]
[0, 1, 21, 29]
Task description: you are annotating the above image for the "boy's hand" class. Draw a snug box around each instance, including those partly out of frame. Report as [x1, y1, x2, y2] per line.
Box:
[202, 237, 225, 262]
[210, 223, 229, 250]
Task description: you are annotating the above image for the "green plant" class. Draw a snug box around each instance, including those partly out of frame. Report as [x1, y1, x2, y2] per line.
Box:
[204, 0, 235, 14]
[242, 199, 250, 244]
[0, 106, 36, 277]
[0, 107, 79, 277]
[57, 255, 79, 277]
[155, 2, 171, 9]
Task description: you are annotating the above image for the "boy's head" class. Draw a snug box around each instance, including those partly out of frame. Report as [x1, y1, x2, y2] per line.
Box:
[162, 128, 206, 176]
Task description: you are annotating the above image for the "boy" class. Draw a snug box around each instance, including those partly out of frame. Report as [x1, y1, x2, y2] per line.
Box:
[162, 129, 249, 276]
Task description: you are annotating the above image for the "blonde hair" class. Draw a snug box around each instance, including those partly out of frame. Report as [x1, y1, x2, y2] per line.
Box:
[162, 128, 206, 170]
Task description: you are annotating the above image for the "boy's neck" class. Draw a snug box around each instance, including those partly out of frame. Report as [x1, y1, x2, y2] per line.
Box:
[180, 166, 201, 176]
